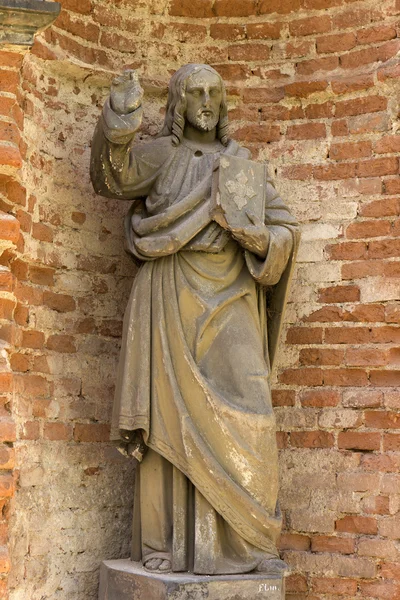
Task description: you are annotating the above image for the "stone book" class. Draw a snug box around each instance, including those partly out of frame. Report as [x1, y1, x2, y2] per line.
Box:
[211, 154, 267, 230]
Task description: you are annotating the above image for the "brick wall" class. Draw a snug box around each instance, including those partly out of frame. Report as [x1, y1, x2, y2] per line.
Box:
[1, 0, 399, 598]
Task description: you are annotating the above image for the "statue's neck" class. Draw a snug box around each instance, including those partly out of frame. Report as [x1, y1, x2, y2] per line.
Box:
[183, 123, 217, 145]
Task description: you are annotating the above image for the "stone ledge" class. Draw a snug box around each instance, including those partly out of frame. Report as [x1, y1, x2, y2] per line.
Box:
[99, 559, 286, 600]
[0, 0, 61, 46]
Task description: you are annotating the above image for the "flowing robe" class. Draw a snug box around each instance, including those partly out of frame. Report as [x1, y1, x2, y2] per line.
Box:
[90, 101, 300, 574]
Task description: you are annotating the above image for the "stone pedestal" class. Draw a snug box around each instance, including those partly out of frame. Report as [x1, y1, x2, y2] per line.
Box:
[99, 560, 285, 600]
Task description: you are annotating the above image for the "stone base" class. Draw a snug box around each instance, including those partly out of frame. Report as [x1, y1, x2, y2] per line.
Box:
[99, 559, 285, 600]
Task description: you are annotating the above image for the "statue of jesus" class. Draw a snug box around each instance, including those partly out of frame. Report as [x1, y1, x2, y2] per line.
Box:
[90, 64, 299, 576]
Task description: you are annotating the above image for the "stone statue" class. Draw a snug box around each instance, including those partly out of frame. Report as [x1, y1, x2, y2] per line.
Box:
[90, 64, 299, 577]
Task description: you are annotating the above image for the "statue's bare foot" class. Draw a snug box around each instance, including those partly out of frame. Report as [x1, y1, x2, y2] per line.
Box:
[143, 557, 171, 573]
[255, 558, 288, 574]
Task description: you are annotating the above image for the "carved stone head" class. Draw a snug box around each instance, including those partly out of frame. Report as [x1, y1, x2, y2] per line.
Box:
[158, 64, 229, 146]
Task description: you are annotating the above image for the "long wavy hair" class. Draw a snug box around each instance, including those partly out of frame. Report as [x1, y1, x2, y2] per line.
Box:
[158, 64, 229, 147]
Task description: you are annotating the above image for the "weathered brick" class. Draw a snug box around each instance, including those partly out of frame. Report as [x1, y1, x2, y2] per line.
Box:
[317, 32, 356, 54]
[336, 516, 377, 535]
[74, 423, 110, 443]
[338, 431, 381, 451]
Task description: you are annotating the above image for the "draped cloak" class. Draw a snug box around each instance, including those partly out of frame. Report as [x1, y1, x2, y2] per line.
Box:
[90, 101, 300, 574]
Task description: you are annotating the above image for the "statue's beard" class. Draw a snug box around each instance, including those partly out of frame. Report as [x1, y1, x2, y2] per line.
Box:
[188, 111, 219, 132]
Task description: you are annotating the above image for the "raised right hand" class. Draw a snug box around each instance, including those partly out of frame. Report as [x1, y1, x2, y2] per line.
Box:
[110, 69, 144, 115]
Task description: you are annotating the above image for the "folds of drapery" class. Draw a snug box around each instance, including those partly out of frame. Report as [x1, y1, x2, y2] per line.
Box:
[92, 100, 300, 554]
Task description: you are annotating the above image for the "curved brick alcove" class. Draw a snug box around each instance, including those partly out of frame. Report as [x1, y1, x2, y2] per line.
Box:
[0, 0, 398, 598]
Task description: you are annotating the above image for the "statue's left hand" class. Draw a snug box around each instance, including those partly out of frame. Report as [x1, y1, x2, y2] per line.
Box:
[118, 429, 148, 462]
[229, 212, 270, 258]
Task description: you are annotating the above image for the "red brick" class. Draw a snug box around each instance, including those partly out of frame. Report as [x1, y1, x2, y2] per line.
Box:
[43, 291, 75, 312]
[312, 577, 357, 595]
[291, 431, 334, 448]
[272, 390, 295, 407]
[336, 516, 377, 535]
[60, 0, 92, 14]
[282, 164, 313, 180]
[210, 24, 246, 41]
[74, 423, 110, 443]
[286, 574, 308, 593]
[0, 419, 15, 443]
[233, 125, 280, 143]
[10, 353, 30, 373]
[342, 260, 384, 280]
[331, 119, 349, 137]
[285, 40, 314, 58]
[342, 390, 382, 408]
[297, 56, 339, 76]
[300, 390, 340, 407]
[340, 47, 380, 69]
[289, 15, 331, 37]
[360, 582, 400, 600]
[0, 268, 14, 292]
[19, 420, 40, 440]
[228, 44, 270, 62]
[336, 96, 387, 119]
[279, 368, 323, 386]
[43, 422, 72, 441]
[380, 562, 400, 580]
[386, 304, 400, 323]
[384, 179, 400, 195]
[0, 70, 19, 94]
[346, 348, 388, 367]
[287, 123, 326, 140]
[0, 374, 12, 394]
[318, 285, 360, 303]
[0, 299, 15, 320]
[361, 454, 400, 473]
[0, 121, 20, 146]
[0, 214, 19, 242]
[46, 334, 76, 353]
[56, 10, 100, 43]
[284, 81, 328, 98]
[338, 431, 381, 451]
[14, 374, 49, 398]
[276, 431, 288, 449]
[286, 327, 323, 344]
[372, 326, 400, 343]
[323, 368, 368, 386]
[363, 495, 390, 515]
[331, 74, 374, 95]
[357, 157, 398, 178]
[31, 222, 53, 242]
[361, 198, 399, 217]
[311, 536, 356, 555]
[21, 330, 45, 350]
[346, 220, 392, 239]
[214, 0, 257, 16]
[0, 446, 15, 469]
[243, 87, 284, 104]
[0, 473, 14, 497]
[375, 135, 400, 154]
[246, 22, 282, 40]
[365, 410, 400, 428]
[357, 25, 397, 45]
[327, 241, 367, 260]
[383, 433, 400, 451]
[314, 163, 357, 180]
[259, 0, 302, 14]
[28, 264, 54, 286]
[300, 347, 344, 366]
[349, 113, 390, 135]
[368, 239, 400, 259]
[333, 8, 372, 30]
[329, 141, 371, 161]
[317, 32, 356, 54]
[279, 533, 310, 551]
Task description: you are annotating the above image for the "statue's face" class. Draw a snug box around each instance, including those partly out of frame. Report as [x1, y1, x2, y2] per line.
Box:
[185, 69, 222, 133]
